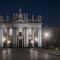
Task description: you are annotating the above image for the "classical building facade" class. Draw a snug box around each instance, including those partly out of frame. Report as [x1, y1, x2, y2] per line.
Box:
[0, 9, 43, 48]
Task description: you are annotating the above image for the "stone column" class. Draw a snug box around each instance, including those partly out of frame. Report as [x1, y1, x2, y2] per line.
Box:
[32, 28, 34, 47]
[38, 28, 42, 47]
[24, 28, 26, 47]
[0, 28, 3, 47]
[13, 28, 17, 47]
[24, 28, 28, 47]
[24, 28, 29, 47]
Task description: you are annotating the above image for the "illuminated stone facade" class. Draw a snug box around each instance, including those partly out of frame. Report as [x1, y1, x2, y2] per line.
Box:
[0, 9, 42, 48]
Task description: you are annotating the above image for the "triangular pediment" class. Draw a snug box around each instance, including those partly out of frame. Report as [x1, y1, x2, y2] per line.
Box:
[17, 19, 26, 23]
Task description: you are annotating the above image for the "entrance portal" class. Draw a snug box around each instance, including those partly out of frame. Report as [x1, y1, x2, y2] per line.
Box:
[17, 28, 42, 48]
[17, 38, 24, 48]
[19, 39, 22, 48]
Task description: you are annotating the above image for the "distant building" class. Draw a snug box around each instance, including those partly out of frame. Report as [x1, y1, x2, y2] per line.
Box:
[42, 27, 60, 48]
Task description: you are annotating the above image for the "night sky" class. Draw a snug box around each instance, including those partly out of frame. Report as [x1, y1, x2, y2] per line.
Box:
[0, 0, 60, 26]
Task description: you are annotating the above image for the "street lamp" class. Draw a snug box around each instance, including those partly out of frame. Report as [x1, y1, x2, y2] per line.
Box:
[44, 31, 51, 39]
[44, 31, 51, 48]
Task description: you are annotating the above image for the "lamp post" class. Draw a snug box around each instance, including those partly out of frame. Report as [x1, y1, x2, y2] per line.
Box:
[44, 31, 51, 48]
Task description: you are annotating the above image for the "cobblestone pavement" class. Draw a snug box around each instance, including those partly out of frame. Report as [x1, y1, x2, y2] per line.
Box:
[0, 48, 60, 60]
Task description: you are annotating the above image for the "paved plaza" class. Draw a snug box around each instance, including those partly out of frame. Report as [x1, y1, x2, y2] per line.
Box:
[0, 48, 60, 60]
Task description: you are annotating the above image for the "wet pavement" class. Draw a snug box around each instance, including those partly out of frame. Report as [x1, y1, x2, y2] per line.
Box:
[0, 48, 60, 60]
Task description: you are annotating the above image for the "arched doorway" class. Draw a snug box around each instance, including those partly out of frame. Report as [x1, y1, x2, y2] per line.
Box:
[17, 28, 24, 48]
